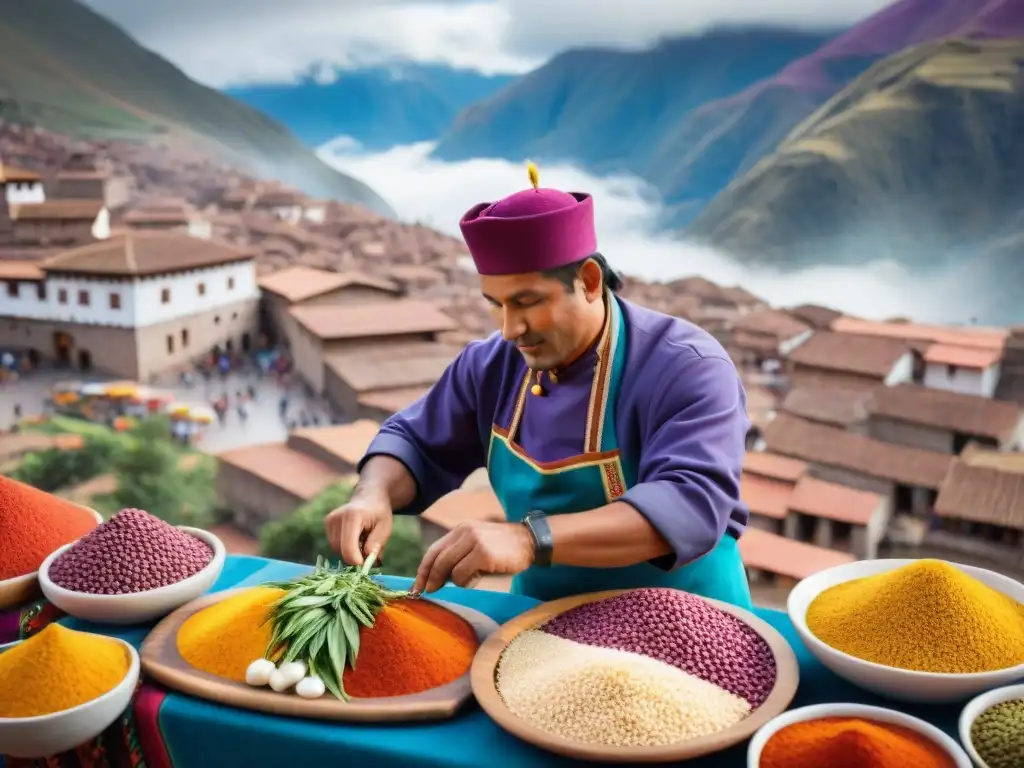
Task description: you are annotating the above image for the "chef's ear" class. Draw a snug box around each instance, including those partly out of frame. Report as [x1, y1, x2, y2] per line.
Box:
[578, 258, 604, 302]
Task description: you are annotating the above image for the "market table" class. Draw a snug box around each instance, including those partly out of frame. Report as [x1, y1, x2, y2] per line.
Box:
[0, 554, 980, 767]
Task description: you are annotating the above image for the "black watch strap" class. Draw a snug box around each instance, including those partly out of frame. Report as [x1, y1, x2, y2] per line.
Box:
[522, 511, 553, 567]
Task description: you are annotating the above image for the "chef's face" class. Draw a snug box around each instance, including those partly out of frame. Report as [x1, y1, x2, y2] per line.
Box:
[481, 260, 604, 370]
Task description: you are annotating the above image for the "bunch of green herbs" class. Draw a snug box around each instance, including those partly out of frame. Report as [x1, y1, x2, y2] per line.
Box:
[262, 553, 411, 700]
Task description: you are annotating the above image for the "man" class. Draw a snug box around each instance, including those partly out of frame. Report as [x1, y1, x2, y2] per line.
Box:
[326, 164, 752, 607]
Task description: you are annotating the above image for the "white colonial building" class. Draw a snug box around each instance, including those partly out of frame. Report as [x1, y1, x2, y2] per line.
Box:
[0, 231, 260, 379]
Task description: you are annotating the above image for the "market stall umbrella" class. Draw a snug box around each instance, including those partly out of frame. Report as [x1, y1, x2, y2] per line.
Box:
[80, 383, 107, 397]
[106, 383, 140, 399]
[188, 407, 215, 425]
[167, 403, 192, 417]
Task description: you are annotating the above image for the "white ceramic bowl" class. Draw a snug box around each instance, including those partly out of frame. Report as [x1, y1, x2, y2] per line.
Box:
[959, 684, 1024, 767]
[788, 558, 1024, 704]
[38, 526, 225, 625]
[747, 703, 972, 768]
[0, 635, 140, 758]
[0, 507, 103, 610]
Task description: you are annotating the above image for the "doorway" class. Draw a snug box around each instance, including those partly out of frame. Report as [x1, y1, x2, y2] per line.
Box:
[241, 332, 252, 352]
[78, 349, 92, 370]
[225, 338, 234, 352]
[26, 348, 40, 367]
[53, 332, 72, 366]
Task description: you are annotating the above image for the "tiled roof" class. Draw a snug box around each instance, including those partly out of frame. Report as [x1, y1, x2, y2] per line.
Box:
[870, 383, 1023, 442]
[764, 414, 953, 489]
[923, 344, 1002, 370]
[788, 332, 910, 378]
[326, 345, 455, 392]
[743, 451, 807, 483]
[0, 164, 41, 182]
[286, 420, 380, 471]
[733, 309, 811, 339]
[781, 385, 875, 428]
[831, 317, 1006, 351]
[0, 260, 45, 281]
[9, 200, 104, 221]
[935, 459, 1024, 528]
[42, 231, 254, 276]
[741, 473, 794, 520]
[216, 442, 342, 500]
[738, 528, 856, 581]
[258, 266, 399, 303]
[290, 300, 457, 341]
[787, 304, 843, 330]
[357, 387, 432, 415]
[787, 476, 885, 525]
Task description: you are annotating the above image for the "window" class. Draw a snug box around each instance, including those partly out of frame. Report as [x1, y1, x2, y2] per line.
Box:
[947, 364, 958, 377]
[6, 281, 18, 298]
[109, 293, 121, 310]
[197, 282, 206, 296]
[77, 290, 90, 307]
[58, 288, 68, 305]
[231, 312, 238, 320]
[214, 315, 221, 325]
[36, 284, 46, 301]
[166, 334, 174, 354]
[161, 288, 171, 304]
[227, 277, 235, 290]
[181, 328, 189, 347]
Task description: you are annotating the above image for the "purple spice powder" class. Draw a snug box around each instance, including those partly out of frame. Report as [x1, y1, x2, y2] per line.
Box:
[49, 508, 214, 595]
[541, 588, 777, 707]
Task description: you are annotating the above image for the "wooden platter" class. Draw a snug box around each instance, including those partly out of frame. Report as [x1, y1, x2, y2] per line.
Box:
[140, 587, 499, 722]
[0, 507, 103, 610]
[471, 589, 800, 764]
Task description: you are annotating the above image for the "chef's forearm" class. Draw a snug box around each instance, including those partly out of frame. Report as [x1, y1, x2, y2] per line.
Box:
[353, 455, 417, 511]
[547, 502, 672, 568]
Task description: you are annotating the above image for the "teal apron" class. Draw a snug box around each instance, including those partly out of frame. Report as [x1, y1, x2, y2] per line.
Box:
[487, 294, 752, 608]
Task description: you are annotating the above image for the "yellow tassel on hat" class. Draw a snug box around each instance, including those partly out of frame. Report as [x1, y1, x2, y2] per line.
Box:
[527, 161, 539, 190]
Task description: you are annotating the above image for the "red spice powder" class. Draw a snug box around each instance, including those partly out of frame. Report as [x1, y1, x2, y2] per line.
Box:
[0, 476, 99, 580]
[343, 599, 479, 698]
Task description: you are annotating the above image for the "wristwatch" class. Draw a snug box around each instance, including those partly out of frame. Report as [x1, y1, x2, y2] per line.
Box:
[522, 511, 553, 567]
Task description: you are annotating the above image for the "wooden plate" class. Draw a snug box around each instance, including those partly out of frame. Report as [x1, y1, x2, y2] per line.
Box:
[471, 589, 800, 763]
[141, 588, 499, 722]
[0, 507, 102, 611]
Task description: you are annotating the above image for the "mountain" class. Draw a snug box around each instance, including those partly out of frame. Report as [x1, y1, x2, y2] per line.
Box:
[227, 65, 516, 150]
[0, 0, 394, 216]
[433, 0, 1020, 224]
[686, 37, 1024, 324]
[431, 29, 832, 194]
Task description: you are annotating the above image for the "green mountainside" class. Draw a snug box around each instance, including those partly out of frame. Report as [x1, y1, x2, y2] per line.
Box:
[0, 0, 394, 216]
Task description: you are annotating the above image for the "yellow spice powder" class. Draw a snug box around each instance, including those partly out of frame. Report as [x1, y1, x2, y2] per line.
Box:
[806, 559, 1024, 673]
[0, 624, 130, 718]
[177, 587, 284, 682]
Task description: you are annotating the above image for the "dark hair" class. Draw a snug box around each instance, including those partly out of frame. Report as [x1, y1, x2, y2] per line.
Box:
[542, 252, 623, 293]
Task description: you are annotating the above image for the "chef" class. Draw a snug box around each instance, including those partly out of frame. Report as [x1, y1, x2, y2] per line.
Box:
[326, 164, 753, 608]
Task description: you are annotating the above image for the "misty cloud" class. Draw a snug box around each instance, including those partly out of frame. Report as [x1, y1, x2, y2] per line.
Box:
[81, 0, 893, 87]
[318, 140, 981, 324]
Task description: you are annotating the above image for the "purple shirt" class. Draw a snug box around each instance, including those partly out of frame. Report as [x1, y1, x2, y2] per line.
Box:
[361, 297, 750, 570]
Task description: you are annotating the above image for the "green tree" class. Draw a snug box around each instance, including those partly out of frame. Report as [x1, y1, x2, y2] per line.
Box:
[260, 484, 425, 578]
[10, 433, 120, 491]
[108, 417, 215, 527]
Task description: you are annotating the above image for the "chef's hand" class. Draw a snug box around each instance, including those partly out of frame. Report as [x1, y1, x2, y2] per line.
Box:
[324, 488, 394, 567]
[413, 521, 535, 594]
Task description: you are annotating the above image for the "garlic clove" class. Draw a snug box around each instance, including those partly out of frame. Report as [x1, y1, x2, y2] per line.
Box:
[295, 676, 326, 699]
[245, 659, 276, 687]
[277, 660, 308, 687]
[268, 669, 293, 692]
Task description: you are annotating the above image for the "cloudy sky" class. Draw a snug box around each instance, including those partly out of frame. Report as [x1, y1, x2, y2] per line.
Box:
[81, 0, 894, 87]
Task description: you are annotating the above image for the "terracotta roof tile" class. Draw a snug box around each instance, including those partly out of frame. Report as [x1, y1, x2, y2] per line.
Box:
[216, 442, 341, 500]
[326, 345, 455, 392]
[961, 444, 1024, 473]
[667, 276, 726, 300]
[357, 387, 431, 415]
[290, 300, 457, 341]
[764, 414, 953, 489]
[871, 383, 1023, 442]
[831, 317, 1007, 351]
[787, 304, 843, 330]
[924, 344, 1002, 370]
[743, 452, 808, 482]
[788, 332, 910, 378]
[732, 330, 781, 353]
[422, 487, 504, 529]
[781, 385, 876, 428]
[935, 459, 1024, 528]
[9, 200, 104, 221]
[741, 473, 794, 519]
[0, 164, 41, 182]
[258, 266, 399, 303]
[0, 260, 45, 281]
[286, 420, 379, 470]
[42, 231, 254, 276]
[738, 528, 856, 580]
[733, 309, 811, 340]
[787, 476, 884, 525]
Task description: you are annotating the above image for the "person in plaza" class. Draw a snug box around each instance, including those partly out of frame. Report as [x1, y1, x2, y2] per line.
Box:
[326, 163, 752, 607]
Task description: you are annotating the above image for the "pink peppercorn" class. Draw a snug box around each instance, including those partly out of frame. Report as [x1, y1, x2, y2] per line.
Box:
[49, 508, 214, 595]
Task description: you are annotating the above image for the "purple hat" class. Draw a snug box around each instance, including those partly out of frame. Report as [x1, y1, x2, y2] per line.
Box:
[459, 163, 597, 276]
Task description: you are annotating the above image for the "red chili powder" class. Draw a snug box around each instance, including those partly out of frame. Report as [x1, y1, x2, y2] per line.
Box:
[343, 599, 479, 698]
[0, 476, 99, 580]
